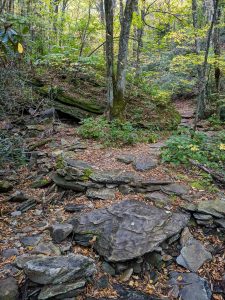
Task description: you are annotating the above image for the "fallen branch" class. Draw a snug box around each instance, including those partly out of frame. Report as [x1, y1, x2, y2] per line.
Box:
[189, 159, 225, 185]
[28, 138, 53, 151]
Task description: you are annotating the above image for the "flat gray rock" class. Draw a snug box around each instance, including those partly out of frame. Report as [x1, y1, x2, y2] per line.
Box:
[50, 223, 73, 243]
[20, 235, 43, 247]
[161, 183, 188, 196]
[15, 254, 45, 269]
[169, 272, 212, 300]
[0, 277, 19, 300]
[52, 174, 87, 191]
[133, 157, 158, 171]
[24, 254, 96, 285]
[117, 154, 135, 164]
[197, 199, 225, 218]
[176, 228, 212, 272]
[2, 248, 19, 259]
[69, 200, 190, 262]
[86, 188, 116, 200]
[32, 241, 61, 256]
[90, 170, 136, 184]
[145, 192, 170, 207]
[38, 280, 86, 300]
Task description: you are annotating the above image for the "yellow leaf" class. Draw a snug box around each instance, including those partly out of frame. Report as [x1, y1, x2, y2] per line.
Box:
[177, 275, 183, 281]
[18, 43, 24, 54]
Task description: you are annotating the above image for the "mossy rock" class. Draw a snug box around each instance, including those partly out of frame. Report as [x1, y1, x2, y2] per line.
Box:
[0, 180, 13, 193]
[31, 177, 52, 189]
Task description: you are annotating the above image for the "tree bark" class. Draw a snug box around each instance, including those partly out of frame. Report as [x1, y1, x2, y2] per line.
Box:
[79, 0, 91, 57]
[213, 5, 221, 93]
[112, 0, 138, 119]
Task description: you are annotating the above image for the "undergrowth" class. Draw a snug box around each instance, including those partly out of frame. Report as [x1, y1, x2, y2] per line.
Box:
[161, 128, 225, 174]
[78, 117, 158, 146]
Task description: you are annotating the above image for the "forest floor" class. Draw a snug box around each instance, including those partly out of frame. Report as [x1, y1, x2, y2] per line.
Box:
[0, 97, 224, 300]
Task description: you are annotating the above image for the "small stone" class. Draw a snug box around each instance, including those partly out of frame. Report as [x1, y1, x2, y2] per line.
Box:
[145, 192, 170, 207]
[161, 183, 188, 196]
[117, 154, 135, 164]
[119, 185, 134, 195]
[8, 191, 28, 202]
[20, 235, 43, 247]
[177, 229, 212, 272]
[0, 180, 13, 193]
[214, 218, 225, 228]
[133, 157, 158, 171]
[169, 272, 212, 300]
[86, 188, 116, 200]
[2, 248, 19, 259]
[11, 211, 22, 217]
[50, 223, 73, 243]
[33, 241, 61, 256]
[120, 268, 133, 282]
[102, 262, 116, 276]
[64, 204, 87, 213]
[16, 199, 37, 213]
[0, 277, 19, 300]
[96, 275, 109, 289]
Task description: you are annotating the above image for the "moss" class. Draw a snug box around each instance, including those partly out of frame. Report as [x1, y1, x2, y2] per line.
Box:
[56, 155, 64, 169]
[31, 177, 52, 188]
[81, 168, 93, 181]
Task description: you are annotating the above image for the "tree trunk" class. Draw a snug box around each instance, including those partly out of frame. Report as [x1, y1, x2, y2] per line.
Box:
[79, 1, 91, 57]
[213, 5, 221, 93]
[104, 0, 115, 119]
[112, 0, 138, 119]
[194, 0, 219, 127]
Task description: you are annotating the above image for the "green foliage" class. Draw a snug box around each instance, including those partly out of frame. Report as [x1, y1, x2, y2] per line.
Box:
[0, 132, 27, 167]
[161, 128, 225, 173]
[78, 117, 158, 146]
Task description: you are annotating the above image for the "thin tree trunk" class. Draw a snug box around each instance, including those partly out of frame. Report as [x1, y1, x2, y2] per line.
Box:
[113, 0, 138, 119]
[213, 5, 221, 93]
[104, 0, 115, 119]
[79, 1, 91, 57]
[194, 0, 219, 128]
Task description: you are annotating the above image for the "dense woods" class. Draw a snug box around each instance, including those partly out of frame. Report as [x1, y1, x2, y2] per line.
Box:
[0, 1, 224, 300]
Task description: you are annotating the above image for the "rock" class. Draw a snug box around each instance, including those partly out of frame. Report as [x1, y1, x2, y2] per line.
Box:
[65, 158, 93, 170]
[50, 223, 73, 243]
[31, 176, 52, 188]
[20, 235, 43, 247]
[169, 272, 212, 300]
[90, 170, 136, 184]
[102, 262, 116, 276]
[2, 248, 19, 259]
[117, 155, 135, 164]
[120, 268, 133, 282]
[96, 275, 109, 290]
[133, 157, 158, 171]
[197, 199, 225, 218]
[38, 280, 86, 300]
[70, 200, 190, 262]
[193, 213, 213, 221]
[33, 241, 61, 256]
[64, 204, 88, 213]
[161, 183, 188, 196]
[86, 188, 116, 200]
[52, 174, 87, 192]
[145, 252, 163, 270]
[214, 218, 225, 228]
[11, 211, 22, 217]
[176, 228, 212, 272]
[8, 191, 28, 202]
[145, 192, 170, 207]
[16, 199, 37, 213]
[15, 254, 45, 269]
[0, 180, 13, 193]
[24, 254, 96, 285]
[119, 185, 134, 195]
[0, 277, 19, 300]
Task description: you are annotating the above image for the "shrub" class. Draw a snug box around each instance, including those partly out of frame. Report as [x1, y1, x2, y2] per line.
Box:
[78, 117, 158, 146]
[161, 128, 225, 173]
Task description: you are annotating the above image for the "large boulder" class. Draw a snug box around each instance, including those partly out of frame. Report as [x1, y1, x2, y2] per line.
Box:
[24, 254, 96, 285]
[69, 200, 190, 262]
